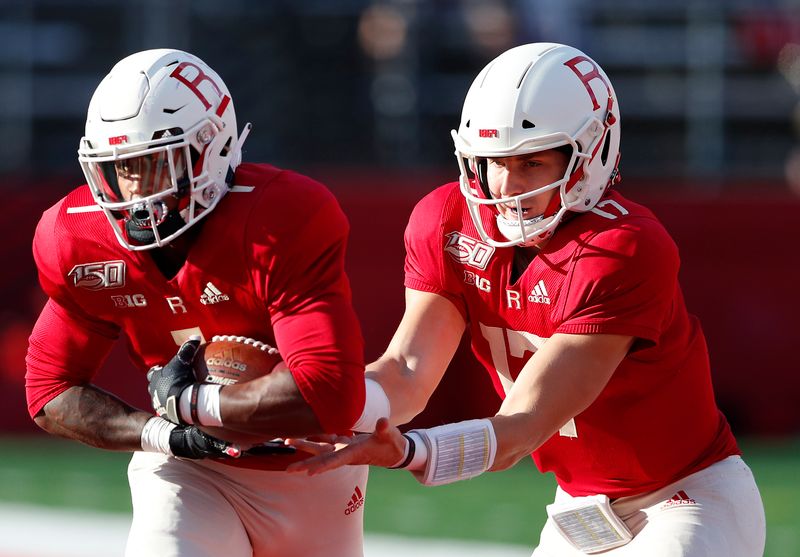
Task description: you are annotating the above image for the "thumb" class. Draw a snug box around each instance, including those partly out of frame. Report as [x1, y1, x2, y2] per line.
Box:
[375, 417, 393, 437]
[177, 336, 202, 365]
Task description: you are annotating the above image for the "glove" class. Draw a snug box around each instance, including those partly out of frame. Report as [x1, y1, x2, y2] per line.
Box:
[148, 337, 201, 424]
[169, 424, 241, 460]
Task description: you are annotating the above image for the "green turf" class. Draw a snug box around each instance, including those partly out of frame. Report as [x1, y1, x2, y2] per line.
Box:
[0, 436, 797, 555]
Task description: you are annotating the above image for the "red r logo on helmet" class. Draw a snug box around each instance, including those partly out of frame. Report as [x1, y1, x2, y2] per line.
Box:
[170, 62, 226, 112]
[563, 56, 611, 111]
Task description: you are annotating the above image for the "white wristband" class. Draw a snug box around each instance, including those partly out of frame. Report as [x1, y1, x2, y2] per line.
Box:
[389, 431, 429, 470]
[405, 431, 428, 471]
[178, 384, 223, 427]
[410, 419, 497, 486]
[141, 416, 177, 455]
[351, 378, 391, 432]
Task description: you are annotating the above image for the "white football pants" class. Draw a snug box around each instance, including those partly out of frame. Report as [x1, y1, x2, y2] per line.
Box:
[531, 455, 765, 557]
[125, 451, 368, 557]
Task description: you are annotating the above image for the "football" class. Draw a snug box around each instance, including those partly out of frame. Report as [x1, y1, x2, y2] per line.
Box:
[194, 335, 283, 386]
[193, 335, 285, 447]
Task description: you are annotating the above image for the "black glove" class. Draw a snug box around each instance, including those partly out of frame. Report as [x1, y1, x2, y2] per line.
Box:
[169, 425, 241, 460]
[148, 338, 201, 424]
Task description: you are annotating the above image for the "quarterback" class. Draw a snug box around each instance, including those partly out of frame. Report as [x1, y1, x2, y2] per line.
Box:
[290, 43, 767, 556]
[26, 49, 367, 557]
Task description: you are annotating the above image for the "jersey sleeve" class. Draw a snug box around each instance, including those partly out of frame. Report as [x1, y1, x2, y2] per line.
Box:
[556, 217, 679, 348]
[403, 187, 467, 317]
[26, 207, 120, 418]
[256, 186, 365, 434]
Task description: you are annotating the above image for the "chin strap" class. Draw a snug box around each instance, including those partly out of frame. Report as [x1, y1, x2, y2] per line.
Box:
[125, 209, 187, 246]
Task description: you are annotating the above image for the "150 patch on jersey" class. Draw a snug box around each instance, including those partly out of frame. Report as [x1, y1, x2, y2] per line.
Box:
[68, 260, 126, 290]
[444, 232, 495, 270]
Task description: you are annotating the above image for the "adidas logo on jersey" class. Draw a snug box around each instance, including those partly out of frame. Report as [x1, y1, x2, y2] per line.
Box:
[528, 280, 551, 304]
[344, 486, 364, 515]
[199, 282, 230, 305]
[661, 490, 696, 509]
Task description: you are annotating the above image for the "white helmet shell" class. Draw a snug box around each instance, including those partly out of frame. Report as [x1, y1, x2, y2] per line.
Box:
[452, 43, 621, 247]
[78, 49, 249, 250]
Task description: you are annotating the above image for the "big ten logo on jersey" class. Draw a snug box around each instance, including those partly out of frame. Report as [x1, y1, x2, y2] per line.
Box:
[444, 232, 495, 271]
[111, 294, 147, 308]
[68, 261, 125, 290]
[464, 270, 491, 293]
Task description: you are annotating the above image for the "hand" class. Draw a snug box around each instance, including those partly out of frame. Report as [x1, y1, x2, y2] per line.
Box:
[169, 425, 241, 460]
[286, 418, 406, 475]
[147, 337, 200, 424]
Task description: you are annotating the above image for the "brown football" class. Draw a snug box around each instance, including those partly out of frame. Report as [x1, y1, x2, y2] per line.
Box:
[193, 335, 284, 447]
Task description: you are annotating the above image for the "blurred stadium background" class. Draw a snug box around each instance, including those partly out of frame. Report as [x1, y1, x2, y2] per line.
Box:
[1, 1, 799, 555]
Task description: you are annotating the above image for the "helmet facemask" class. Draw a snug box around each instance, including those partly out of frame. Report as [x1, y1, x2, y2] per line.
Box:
[80, 119, 229, 249]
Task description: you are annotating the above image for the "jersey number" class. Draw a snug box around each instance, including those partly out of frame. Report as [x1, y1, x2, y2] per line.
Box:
[170, 327, 205, 347]
[479, 323, 578, 438]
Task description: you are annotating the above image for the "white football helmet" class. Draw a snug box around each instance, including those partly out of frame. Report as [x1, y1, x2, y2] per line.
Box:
[452, 43, 621, 247]
[78, 49, 251, 250]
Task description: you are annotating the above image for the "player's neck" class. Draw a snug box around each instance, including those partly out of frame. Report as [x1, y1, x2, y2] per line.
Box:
[510, 245, 540, 283]
[148, 227, 200, 280]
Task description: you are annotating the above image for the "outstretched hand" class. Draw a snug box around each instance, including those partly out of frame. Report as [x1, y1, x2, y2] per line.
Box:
[286, 418, 406, 475]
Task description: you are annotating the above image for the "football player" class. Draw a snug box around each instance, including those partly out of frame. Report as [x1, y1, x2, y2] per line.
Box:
[289, 43, 767, 556]
[26, 49, 368, 557]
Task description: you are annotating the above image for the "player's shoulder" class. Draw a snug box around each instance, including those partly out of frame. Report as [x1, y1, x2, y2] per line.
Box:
[412, 181, 462, 213]
[34, 185, 116, 256]
[569, 190, 679, 265]
[33, 184, 123, 294]
[232, 162, 339, 212]
[407, 181, 463, 234]
[223, 162, 348, 251]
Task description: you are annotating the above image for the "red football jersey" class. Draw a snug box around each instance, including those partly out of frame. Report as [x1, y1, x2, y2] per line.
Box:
[26, 163, 365, 438]
[404, 182, 739, 498]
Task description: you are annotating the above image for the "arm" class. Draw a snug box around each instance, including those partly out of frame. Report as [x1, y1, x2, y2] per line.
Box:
[214, 365, 324, 438]
[26, 298, 145, 450]
[35, 386, 151, 451]
[30, 301, 238, 459]
[288, 332, 633, 480]
[367, 288, 467, 425]
[489, 332, 633, 470]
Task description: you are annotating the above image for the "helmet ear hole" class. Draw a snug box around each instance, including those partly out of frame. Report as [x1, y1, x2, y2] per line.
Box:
[601, 132, 612, 166]
[219, 136, 232, 158]
[475, 158, 491, 198]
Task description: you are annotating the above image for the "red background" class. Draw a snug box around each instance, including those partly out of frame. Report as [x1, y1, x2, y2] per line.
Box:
[2, 171, 798, 436]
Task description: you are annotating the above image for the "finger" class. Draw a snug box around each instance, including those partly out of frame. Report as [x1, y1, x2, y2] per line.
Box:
[287, 446, 357, 476]
[286, 452, 338, 474]
[284, 438, 336, 455]
[375, 417, 392, 436]
[177, 337, 202, 364]
[304, 433, 340, 443]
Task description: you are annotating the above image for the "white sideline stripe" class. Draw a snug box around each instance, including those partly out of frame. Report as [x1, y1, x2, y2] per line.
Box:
[0, 503, 530, 557]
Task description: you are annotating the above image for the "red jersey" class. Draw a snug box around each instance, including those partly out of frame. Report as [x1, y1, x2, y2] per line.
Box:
[404, 182, 739, 498]
[26, 163, 365, 437]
